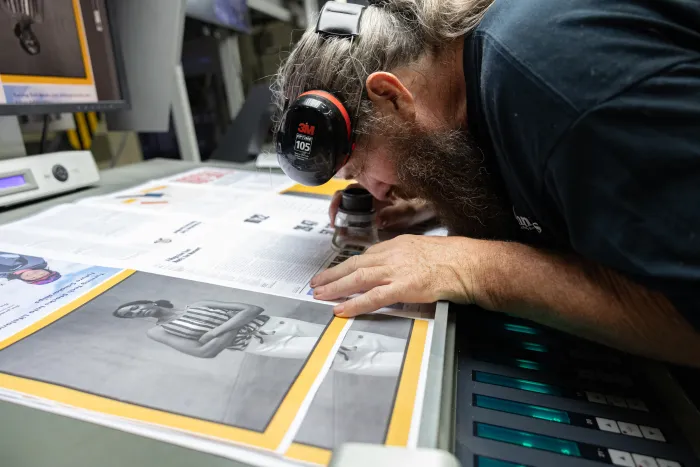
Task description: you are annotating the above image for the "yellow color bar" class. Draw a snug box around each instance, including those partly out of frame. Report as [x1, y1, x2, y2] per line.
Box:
[385, 319, 429, 446]
[286, 443, 332, 465]
[281, 179, 355, 197]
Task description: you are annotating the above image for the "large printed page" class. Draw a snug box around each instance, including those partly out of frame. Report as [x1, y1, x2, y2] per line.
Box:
[0, 204, 210, 262]
[0, 168, 438, 465]
[0, 245, 434, 466]
[79, 181, 334, 231]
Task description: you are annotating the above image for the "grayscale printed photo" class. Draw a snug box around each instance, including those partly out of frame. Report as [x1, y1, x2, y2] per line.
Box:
[0, 271, 334, 432]
[294, 314, 413, 450]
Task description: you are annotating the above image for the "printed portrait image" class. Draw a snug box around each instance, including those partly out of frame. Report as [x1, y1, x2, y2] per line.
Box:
[0, 251, 61, 285]
[0, 272, 334, 433]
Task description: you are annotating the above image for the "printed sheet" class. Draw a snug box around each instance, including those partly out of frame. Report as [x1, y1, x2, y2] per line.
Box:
[0, 168, 437, 466]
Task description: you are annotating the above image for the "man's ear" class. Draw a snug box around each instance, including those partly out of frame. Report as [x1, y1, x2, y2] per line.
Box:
[366, 72, 416, 122]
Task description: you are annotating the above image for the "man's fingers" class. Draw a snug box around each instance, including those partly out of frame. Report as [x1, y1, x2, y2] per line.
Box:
[311, 253, 384, 287]
[313, 266, 393, 300]
[333, 285, 401, 318]
[376, 204, 415, 229]
[329, 190, 343, 226]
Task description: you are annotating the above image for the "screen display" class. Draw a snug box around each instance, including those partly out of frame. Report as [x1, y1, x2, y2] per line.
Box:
[0, 0, 123, 106]
[0, 174, 26, 189]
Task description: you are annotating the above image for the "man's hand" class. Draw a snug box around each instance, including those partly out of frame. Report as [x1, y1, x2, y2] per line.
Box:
[329, 184, 436, 230]
[311, 235, 483, 317]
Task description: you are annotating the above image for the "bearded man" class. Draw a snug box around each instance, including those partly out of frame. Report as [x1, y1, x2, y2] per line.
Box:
[273, 0, 700, 366]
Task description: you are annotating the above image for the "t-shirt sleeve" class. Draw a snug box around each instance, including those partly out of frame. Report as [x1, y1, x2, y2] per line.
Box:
[544, 61, 700, 329]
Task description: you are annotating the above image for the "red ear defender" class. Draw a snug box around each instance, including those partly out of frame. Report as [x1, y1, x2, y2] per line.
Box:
[276, 2, 365, 186]
[277, 91, 355, 186]
[299, 90, 352, 140]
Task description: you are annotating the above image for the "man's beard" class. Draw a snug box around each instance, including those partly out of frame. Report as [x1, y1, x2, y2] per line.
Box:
[386, 121, 516, 239]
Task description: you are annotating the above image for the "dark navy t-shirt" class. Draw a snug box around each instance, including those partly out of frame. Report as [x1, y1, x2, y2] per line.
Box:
[464, 0, 700, 328]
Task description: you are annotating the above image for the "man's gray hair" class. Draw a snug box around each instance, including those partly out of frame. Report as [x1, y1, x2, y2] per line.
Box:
[272, 0, 493, 138]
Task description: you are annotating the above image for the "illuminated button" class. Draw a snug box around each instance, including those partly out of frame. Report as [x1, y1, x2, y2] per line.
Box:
[475, 456, 529, 467]
[640, 426, 666, 442]
[473, 372, 560, 395]
[608, 449, 635, 466]
[632, 454, 659, 467]
[522, 341, 548, 352]
[586, 391, 607, 404]
[504, 323, 538, 335]
[475, 395, 571, 423]
[515, 358, 541, 371]
[656, 459, 682, 467]
[606, 395, 629, 407]
[618, 422, 643, 437]
[626, 398, 649, 412]
[596, 417, 620, 433]
[474, 423, 581, 457]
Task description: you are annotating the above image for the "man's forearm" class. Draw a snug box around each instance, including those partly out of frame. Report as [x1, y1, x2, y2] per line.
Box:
[466, 240, 700, 367]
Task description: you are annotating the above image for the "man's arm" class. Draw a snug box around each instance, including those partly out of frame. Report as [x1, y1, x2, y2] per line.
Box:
[467, 240, 700, 367]
[311, 234, 700, 367]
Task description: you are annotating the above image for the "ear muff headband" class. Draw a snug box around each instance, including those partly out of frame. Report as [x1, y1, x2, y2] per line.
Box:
[276, 1, 366, 186]
[299, 90, 352, 139]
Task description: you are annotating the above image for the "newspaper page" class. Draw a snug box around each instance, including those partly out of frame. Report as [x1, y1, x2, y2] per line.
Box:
[158, 166, 295, 192]
[0, 245, 434, 466]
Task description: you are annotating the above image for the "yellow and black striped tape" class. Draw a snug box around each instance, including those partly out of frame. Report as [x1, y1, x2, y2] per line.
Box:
[67, 112, 99, 150]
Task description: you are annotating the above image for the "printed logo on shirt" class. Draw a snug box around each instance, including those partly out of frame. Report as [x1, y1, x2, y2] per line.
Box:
[513, 206, 542, 234]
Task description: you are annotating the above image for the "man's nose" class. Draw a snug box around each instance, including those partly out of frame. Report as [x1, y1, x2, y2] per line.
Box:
[358, 177, 391, 201]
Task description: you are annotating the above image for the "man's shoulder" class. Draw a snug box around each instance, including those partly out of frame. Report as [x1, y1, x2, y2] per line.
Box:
[477, 0, 700, 113]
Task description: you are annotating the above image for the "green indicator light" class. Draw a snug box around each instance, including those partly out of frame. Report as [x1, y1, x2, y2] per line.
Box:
[504, 323, 538, 335]
[522, 341, 548, 353]
[473, 372, 562, 396]
[476, 423, 581, 457]
[515, 358, 541, 371]
[476, 457, 529, 467]
[475, 395, 571, 424]
[515, 378, 555, 394]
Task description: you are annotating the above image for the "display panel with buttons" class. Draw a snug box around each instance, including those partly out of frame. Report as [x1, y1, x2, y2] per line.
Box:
[454, 306, 699, 467]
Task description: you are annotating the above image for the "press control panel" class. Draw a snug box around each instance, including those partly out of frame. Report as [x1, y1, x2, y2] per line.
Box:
[455, 308, 699, 467]
[0, 151, 100, 208]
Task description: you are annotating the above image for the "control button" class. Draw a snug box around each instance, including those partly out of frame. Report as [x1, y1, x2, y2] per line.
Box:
[596, 417, 620, 433]
[626, 398, 649, 412]
[578, 369, 596, 379]
[608, 449, 635, 466]
[618, 422, 643, 437]
[632, 454, 659, 467]
[606, 395, 628, 407]
[586, 391, 607, 404]
[640, 426, 666, 442]
[656, 459, 682, 467]
[52, 164, 69, 182]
